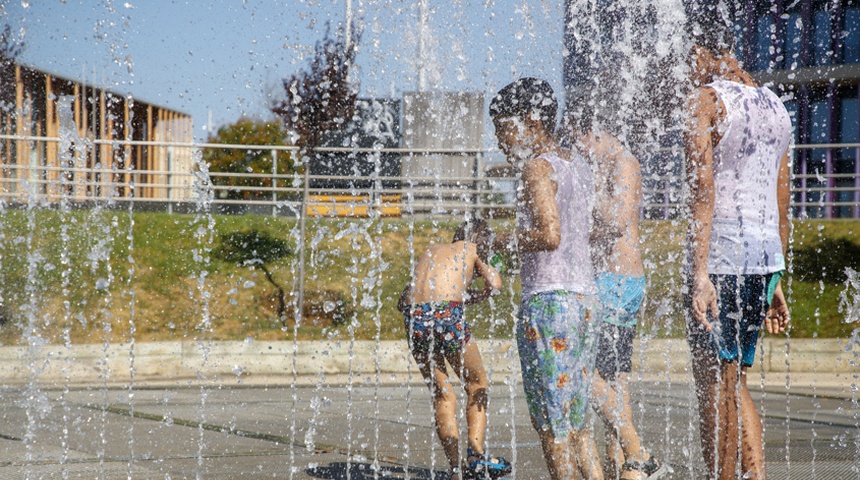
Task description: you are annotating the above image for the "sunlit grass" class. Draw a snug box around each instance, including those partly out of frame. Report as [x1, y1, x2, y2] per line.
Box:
[0, 210, 855, 345]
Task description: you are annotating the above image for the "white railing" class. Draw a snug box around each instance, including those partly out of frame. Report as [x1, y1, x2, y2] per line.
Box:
[0, 135, 858, 218]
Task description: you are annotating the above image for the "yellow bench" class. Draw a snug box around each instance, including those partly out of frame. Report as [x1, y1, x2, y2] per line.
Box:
[306, 194, 401, 217]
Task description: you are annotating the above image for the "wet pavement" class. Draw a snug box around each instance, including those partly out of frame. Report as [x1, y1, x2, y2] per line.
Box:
[0, 375, 858, 479]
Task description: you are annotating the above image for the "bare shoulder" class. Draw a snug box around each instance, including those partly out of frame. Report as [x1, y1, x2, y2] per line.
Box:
[688, 86, 720, 118]
[521, 156, 555, 181]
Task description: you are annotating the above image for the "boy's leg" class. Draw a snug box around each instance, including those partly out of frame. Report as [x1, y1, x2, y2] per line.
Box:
[447, 340, 488, 454]
[537, 429, 576, 480]
[690, 347, 741, 480]
[739, 367, 765, 479]
[593, 372, 654, 480]
[416, 351, 461, 473]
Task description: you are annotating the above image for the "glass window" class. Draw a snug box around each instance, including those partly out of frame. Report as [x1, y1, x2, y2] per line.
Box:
[813, 10, 832, 66]
[784, 13, 803, 68]
[755, 14, 772, 71]
[734, 20, 747, 66]
[808, 99, 832, 218]
[841, 97, 859, 143]
[844, 7, 860, 63]
[784, 99, 799, 143]
[810, 99, 830, 145]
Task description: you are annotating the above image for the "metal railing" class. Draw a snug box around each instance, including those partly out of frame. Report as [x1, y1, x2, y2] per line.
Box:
[0, 134, 858, 218]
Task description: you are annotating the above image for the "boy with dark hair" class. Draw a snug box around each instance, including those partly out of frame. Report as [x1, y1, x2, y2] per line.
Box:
[684, 3, 791, 478]
[398, 219, 511, 480]
[490, 77, 604, 480]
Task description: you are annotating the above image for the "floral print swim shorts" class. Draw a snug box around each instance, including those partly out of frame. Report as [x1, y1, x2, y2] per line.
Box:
[517, 290, 597, 436]
[403, 301, 471, 357]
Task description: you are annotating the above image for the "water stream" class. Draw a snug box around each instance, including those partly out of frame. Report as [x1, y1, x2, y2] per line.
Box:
[0, 0, 859, 479]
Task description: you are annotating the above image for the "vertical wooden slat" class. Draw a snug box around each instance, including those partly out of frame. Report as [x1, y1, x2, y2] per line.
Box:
[45, 74, 59, 197]
[123, 96, 131, 197]
[15, 65, 24, 198]
[146, 104, 153, 198]
[99, 90, 106, 198]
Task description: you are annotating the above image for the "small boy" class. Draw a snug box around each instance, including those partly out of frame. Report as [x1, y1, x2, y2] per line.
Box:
[398, 219, 512, 480]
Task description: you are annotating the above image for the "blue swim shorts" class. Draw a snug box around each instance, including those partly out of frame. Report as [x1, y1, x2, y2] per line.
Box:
[516, 290, 597, 436]
[686, 273, 781, 367]
[596, 273, 646, 328]
[404, 301, 471, 357]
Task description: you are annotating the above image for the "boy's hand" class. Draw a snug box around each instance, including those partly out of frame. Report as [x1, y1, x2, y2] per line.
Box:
[690, 275, 718, 332]
[765, 283, 789, 334]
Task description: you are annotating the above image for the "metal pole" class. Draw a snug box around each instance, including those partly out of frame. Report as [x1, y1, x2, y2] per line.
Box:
[297, 161, 309, 328]
[345, 0, 352, 51]
[272, 149, 278, 217]
[417, 0, 427, 92]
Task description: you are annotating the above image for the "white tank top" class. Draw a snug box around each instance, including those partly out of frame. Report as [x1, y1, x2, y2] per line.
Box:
[518, 152, 598, 296]
[706, 80, 793, 275]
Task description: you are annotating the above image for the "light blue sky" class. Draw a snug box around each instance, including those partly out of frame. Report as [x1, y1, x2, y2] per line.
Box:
[6, 0, 565, 142]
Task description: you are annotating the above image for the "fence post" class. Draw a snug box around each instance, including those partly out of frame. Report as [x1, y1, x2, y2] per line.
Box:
[295, 159, 310, 328]
[855, 145, 859, 218]
[272, 149, 278, 217]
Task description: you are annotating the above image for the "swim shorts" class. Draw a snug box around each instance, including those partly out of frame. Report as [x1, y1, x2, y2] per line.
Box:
[404, 301, 471, 357]
[516, 290, 597, 436]
[595, 273, 646, 328]
[594, 273, 645, 379]
[594, 322, 636, 379]
[686, 273, 780, 367]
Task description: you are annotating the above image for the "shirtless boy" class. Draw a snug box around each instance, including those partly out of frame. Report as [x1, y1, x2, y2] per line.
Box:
[398, 219, 511, 480]
[564, 117, 667, 480]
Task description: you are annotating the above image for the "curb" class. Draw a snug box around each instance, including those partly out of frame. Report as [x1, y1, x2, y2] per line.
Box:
[0, 338, 857, 386]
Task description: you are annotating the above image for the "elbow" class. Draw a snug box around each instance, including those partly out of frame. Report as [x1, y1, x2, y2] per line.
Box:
[544, 231, 561, 251]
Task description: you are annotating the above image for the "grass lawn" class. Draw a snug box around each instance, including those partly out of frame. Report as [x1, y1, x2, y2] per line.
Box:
[0, 209, 855, 345]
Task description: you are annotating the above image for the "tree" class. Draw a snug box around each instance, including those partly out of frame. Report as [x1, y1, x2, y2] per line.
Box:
[215, 230, 294, 325]
[203, 118, 296, 200]
[270, 23, 361, 149]
[0, 23, 24, 110]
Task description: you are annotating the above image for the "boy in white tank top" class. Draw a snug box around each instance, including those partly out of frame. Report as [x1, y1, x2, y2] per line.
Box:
[685, 7, 791, 479]
[490, 78, 603, 480]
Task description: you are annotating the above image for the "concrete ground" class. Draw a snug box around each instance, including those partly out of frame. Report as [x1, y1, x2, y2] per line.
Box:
[0, 374, 858, 480]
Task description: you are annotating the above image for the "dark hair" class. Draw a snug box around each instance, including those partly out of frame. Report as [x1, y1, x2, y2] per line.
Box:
[685, 1, 736, 54]
[489, 77, 558, 133]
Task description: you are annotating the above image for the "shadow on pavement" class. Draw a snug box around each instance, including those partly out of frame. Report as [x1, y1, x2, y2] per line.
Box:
[307, 461, 448, 480]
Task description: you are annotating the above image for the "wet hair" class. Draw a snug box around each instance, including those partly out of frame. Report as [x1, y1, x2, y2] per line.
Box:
[685, 0, 736, 54]
[489, 77, 558, 134]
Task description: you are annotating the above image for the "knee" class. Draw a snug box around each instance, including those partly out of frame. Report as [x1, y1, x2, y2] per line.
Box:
[433, 382, 457, 404]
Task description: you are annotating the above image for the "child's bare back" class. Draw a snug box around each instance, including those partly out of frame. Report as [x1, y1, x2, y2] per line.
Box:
[407, 241, 497, 305]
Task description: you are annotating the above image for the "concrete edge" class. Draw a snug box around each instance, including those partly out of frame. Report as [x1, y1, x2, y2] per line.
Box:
[0, 338, 857, 386]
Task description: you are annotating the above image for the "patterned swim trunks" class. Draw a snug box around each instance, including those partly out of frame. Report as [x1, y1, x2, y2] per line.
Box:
[403, 301, 471, 357]
[517, 290, 597, 436]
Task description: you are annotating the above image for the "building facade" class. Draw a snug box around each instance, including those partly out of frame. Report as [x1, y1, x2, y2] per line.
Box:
[738, 0, 860, 218]
[0, 62, 194, 203]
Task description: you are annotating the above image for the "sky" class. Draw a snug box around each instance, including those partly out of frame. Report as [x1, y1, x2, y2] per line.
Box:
[4, 0, 565, 142]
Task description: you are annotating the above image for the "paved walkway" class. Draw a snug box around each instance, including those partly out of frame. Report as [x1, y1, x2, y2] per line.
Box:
[1, 374, 858, 479]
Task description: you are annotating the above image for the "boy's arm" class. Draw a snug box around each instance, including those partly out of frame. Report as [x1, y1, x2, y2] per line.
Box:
[397, 285, 412, 313]
[465, 256, 501, 305]
[493, 158, 560, 253]
[685, 87, 719, 332]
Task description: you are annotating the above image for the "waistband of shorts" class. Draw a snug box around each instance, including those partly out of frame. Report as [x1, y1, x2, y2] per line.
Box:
[596, 272, 646, 283]
[406, 301, 463, 314]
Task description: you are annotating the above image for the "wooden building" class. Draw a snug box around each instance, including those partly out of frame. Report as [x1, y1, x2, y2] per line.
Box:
[0, 62, 193, 202]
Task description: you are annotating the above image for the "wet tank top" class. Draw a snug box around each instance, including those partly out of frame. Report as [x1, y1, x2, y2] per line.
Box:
[517, 152, 598, 296]
[706, 80, 793, 275]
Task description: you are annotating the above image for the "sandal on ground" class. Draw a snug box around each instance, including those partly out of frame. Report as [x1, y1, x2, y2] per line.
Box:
[463, 447, 512, 479]
[620, 454, 669, 480]
[449, 466, 462, 480]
